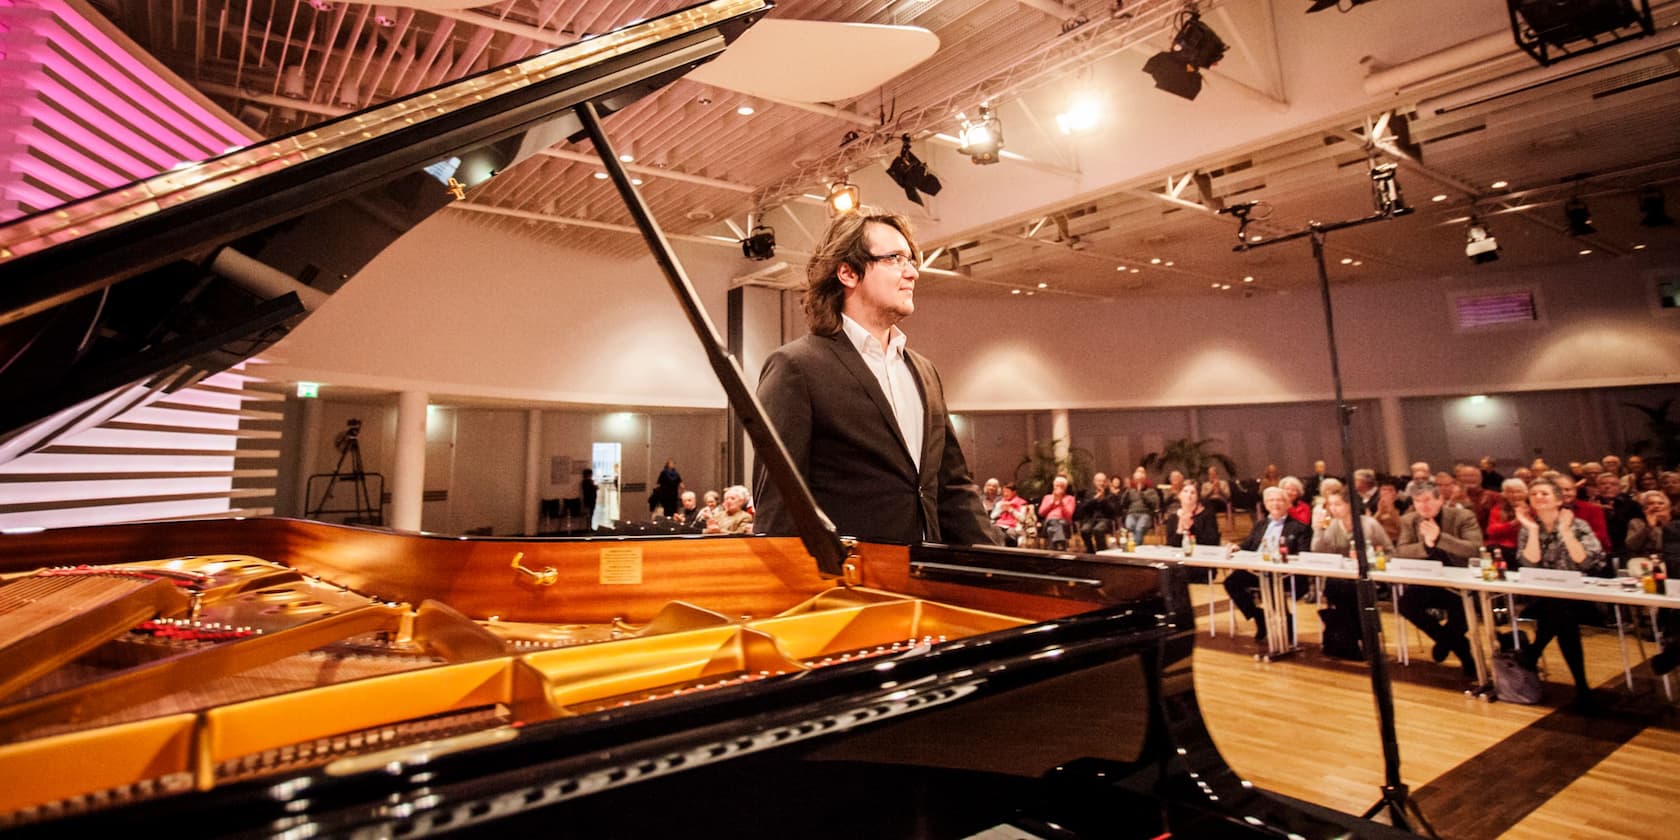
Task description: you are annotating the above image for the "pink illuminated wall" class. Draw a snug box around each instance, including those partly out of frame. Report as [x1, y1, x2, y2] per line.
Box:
[0, 0, 255, 220]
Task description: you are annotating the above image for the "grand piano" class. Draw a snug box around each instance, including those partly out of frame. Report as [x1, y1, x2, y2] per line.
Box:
[0, 2, 1412, 836]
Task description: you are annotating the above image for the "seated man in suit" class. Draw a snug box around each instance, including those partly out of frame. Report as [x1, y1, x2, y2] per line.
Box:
[1395, 484, 1482, 680]
[753, 208, 997, 547]
[1224, 487, 1312, 642]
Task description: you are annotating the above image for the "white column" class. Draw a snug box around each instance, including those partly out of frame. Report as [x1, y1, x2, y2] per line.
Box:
[1379, 395, 1408, 476]
[390, 390, 428, 531]
[523, 409, 542, 535]
[295, 396, 323, 517]
[1051, 409, 1070, 465]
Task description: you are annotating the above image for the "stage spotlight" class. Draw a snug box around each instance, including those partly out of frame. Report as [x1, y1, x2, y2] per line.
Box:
[1056, 88, 1103, 134]
[886, 135, 943, 205]
[1465, 219, 1500, 264]
[741, 224, 775, 260]
[1564, 197, 1596, 235]
[958, 105, 1003, 164]
[1508, 0, 1654, 66]
[1639, 186, 1674, 227]
[827, 179, 860, 215]
[1368, 161, 1410, 217]
[1142, 12, 1228, 101]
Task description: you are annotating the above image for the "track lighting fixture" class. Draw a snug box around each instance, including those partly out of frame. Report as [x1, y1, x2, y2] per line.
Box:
[958, 105, 1003, 164]
[1564, 197, 1596, 236]
[886, 135, 943, 205]
[1465, 219, 1500, 264]
[1142, 10, 1228, 101]
[1368, 161, 1410, 217]
[1507, 0, 1655, 67]
[1639, 186, 1674, 227]
[741, 224, 775, 260]
[826, 179, 860, 215]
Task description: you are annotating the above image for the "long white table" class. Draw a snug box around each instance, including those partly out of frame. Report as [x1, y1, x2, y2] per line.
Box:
[1100, 546, 1680, 699]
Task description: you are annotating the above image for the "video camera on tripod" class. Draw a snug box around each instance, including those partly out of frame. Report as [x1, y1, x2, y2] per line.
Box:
[334, 418, 362, 454]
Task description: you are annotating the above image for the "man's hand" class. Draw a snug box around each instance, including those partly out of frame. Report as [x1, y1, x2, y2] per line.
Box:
[1418, 517, 1441, 547]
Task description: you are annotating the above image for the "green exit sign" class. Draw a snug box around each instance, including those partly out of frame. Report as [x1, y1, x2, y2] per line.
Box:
[297, 382, 320, 398]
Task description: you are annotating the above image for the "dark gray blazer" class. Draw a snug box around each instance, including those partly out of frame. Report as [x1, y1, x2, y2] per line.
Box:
[752, 331, 998, 546]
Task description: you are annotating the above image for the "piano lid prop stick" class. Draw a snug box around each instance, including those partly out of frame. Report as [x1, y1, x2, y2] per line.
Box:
[574, 100, 850, 577]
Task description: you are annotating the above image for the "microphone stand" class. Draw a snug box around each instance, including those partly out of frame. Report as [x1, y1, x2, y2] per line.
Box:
[1237, 210, 1438, 837]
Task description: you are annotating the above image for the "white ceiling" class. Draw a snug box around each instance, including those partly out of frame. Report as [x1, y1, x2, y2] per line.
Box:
[94, 0, 1680, 298]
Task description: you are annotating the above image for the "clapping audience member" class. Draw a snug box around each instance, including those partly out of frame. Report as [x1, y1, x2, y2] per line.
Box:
[1434, 471, 1463, 508]
[1516, 478, 1607, 711]
[1623, 455, 1648, 493]
[704, 485, 755, 535]
[1660, 471, 1680, 508]
[674, 490, 702, 526]
[1201, 467, 1233, 526]
[991, 483, 1030, 546]
[1074, 472, 1118, 551]
[1119, 467, 1162, 545]
[1038, 476, 1076, 550]
[1312, 491, 1392, 660]
[980, 478, 1002, 519]
[1625, 490, 1676, 557]
[1484, 478, 1529, 567]
[1165, 482, 1220, 548]
[1395, 485, 1482, 680]
[1555, 474, 1610, 552]
[692, 490, 720, 530]
[1225, 487, 1312, 642]
[1480, 456, 1505, 492]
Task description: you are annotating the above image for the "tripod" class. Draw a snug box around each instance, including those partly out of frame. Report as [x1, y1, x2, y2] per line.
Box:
[306, 425, 383, 525]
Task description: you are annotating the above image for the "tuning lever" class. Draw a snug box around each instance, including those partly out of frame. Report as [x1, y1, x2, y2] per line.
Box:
[510, 552, 557, 586]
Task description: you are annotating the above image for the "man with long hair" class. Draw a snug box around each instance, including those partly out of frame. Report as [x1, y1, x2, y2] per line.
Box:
[752, 208, 996, 546]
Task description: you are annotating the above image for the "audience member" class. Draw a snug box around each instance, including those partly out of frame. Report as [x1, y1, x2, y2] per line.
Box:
[1555, 474, 1609, 552]
[1279, 476, 1311, 525]
[692, 490, 720, 530]
[1310, 477, 1345, 519]
[1164, 470, 1187, 511]
[1596, 471, 1640, 558]
[1625, 490, 1676, 558]
[1455, 463, 1501, 533]
[1201, 466, 1232, 524]
[1512, 466, 1535, 484]
[1433, 471, 1463, 508]
[1226, 487, 1312, 642]
[1039, 475, 1076, 550]
[1479, 456, 1505, 491]
[1373, 483, 1404, 543]
[1165, 482, 1220, 548]
[673, 490, 701, 525]
[1352, 469, 1380, 512]
[1403, 461, 1433, 500]
[1303, 460, 1334, 503]
[1119, 467, 1162, 545]
[1312, 491, 1392, 660]
[652, 458, 683, 517]
[705, 485, 755, 534]
[991, 482, 1030, 546]
[1623, 455, 1648, 493]
[1483, 478, 1529, 566]
[1516, 478, 1607, 711]
[1395, 485, 1481, 680]
[1259, 464, 1281, 490]
[1661, 471, 1680, 508]
[980, 478, 1002, 519]
[1074, 472, 1118, 551]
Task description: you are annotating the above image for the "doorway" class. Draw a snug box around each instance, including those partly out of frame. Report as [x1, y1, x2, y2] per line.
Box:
[592, 441, 621, 527]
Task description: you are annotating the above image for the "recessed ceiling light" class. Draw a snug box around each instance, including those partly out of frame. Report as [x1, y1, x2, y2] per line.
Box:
[630, 177, 643, 186]
[1011, 288, 1021, 294]
[1490, 180, 1508, 189]
[1164, 260, 1175, 266]
[1150, 258, 1162, 264]
[1221, 284, 1231, 290]
[1243, 276, 1254, 283]
[1025, 290, 1035, 296]
[1634, 243, 1647, 250]
[736, 104, 755, 116]
[1211, 282, 1220, 288]
[1431, 194, 1448, 202]
[1578, 249, 1593, 255]
[1130, 268, 1139, 273]
[593, 171, 608, 180]
[1250, 234, 1262, 242]
[1037, 282, 1048, 288]
[1115, 265, 1127, 271]
[1352, 260, 1363, 266]
[1340, 257, 1353, 264]
[618, 152, 634, 163]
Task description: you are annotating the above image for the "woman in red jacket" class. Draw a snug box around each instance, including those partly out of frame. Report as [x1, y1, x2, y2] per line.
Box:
[1484, 477, 1528, 566]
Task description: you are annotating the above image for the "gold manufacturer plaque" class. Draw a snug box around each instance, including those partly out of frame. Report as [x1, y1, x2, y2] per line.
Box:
[599, 547, 644, 585]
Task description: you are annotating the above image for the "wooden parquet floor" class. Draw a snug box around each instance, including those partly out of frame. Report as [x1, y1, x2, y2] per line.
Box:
[1187, 577, 1679, 839]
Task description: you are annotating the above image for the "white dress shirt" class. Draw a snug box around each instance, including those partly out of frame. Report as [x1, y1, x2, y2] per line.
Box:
[841, 313, 924, 472]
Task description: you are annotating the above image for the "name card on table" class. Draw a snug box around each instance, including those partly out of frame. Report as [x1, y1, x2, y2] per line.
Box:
[1385, 558, 1445, 578]
[1519, 568, 1583, 588]
[1192, 545, 1233, 562]
[1293, 552, 1352, 572]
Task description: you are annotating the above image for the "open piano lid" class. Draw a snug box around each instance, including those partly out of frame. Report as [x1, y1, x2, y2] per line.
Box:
[0, 0, 769, 463]
[0, 2, 1412, 837]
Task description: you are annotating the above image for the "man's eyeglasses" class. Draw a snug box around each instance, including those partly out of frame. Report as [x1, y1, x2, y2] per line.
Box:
[867, 252, 917, 270]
